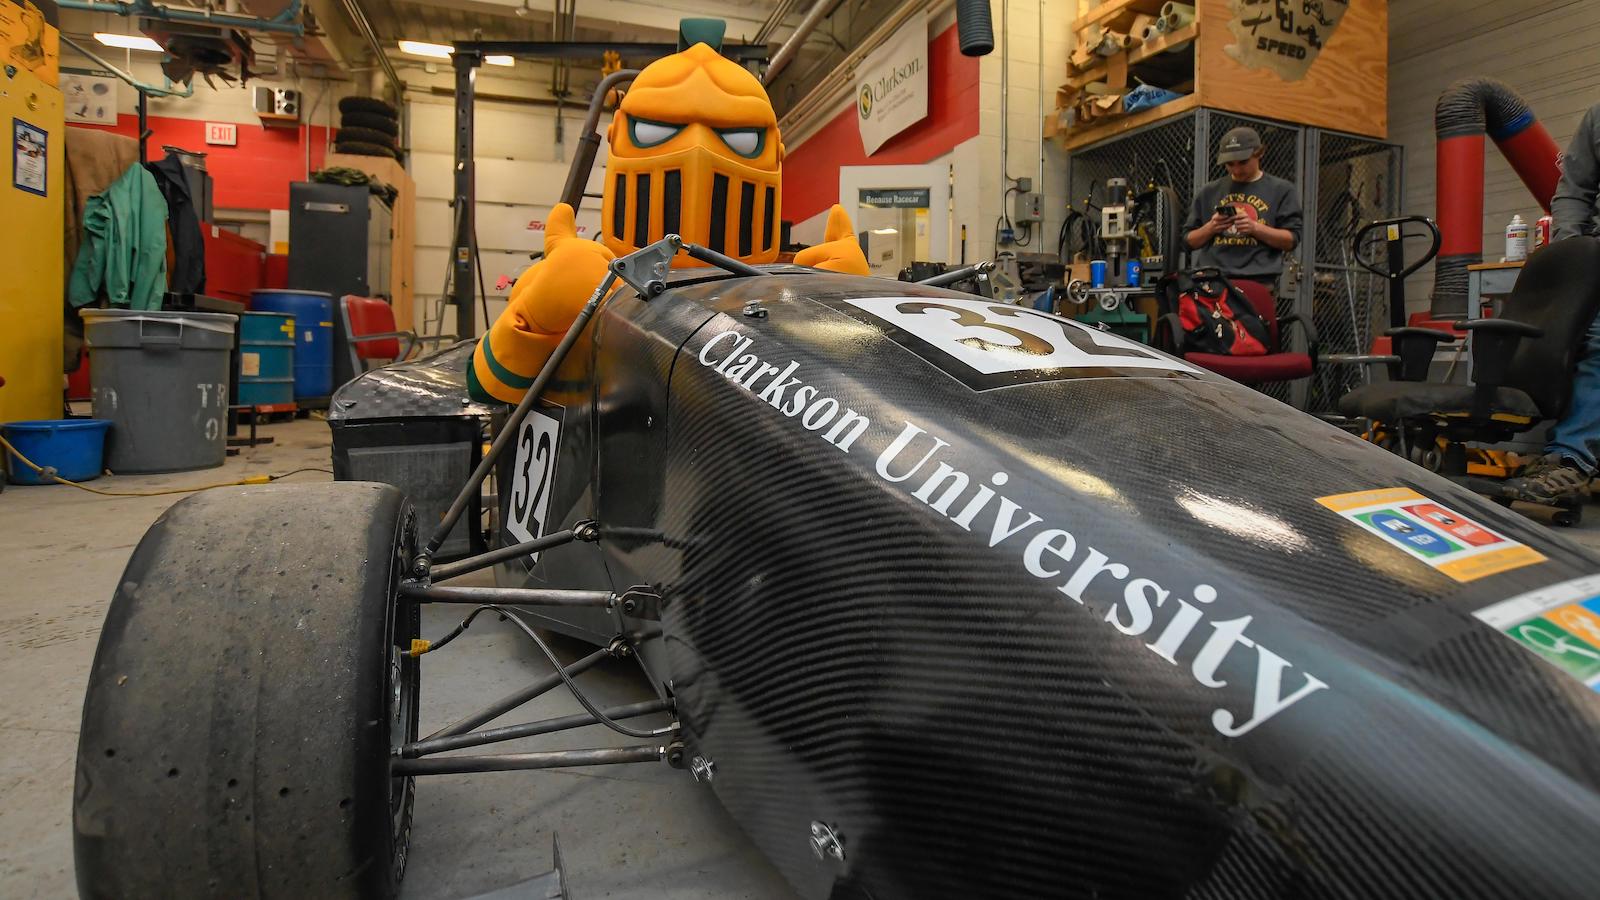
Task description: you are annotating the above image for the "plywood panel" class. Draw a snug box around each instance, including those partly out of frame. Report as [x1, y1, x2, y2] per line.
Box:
[1197, 0, 1387, 138]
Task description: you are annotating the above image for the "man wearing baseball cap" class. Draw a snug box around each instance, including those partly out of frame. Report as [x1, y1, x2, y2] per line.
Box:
[1183, 126, 1303, 288]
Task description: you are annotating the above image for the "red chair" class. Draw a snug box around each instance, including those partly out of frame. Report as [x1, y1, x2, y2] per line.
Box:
[1155, 275, 1317, 388]
[338, 295, 456, 378]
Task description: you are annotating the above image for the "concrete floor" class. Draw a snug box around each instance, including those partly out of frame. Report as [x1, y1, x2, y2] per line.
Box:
[0, 417, 797, 900]
[8, 418, 1600, 899]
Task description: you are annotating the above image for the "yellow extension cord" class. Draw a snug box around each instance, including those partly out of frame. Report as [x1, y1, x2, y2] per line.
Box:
[0, 433, 328, 498]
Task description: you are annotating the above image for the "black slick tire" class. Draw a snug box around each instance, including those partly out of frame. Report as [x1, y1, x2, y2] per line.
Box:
[341, 111, 400, 137]
[335, 140, 399, 159]
[73, 482, 420, 899]
[339, 96, 398, 118]
[337, 126, 397, 149]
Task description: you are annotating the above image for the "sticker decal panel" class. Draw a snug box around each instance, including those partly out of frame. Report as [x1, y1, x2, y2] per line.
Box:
[829, 295, 1201, 390]
[1475, 574, 1600, 691]
[1317, 488, 1545, 582]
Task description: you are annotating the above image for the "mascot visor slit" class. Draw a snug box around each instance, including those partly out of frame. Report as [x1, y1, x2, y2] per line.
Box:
[698, 325, 1330, 737]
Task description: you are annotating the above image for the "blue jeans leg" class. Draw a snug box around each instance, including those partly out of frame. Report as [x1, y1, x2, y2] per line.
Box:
[1547, 311, 1600, 475]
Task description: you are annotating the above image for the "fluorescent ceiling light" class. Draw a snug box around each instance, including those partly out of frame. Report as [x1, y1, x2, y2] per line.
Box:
[398, 40, 453, 60]
[398, 40, 510, 66]
[870, 228, 899, 235]
[95, 32, 163, 52]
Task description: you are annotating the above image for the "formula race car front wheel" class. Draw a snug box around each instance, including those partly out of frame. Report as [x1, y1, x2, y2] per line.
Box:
[74, 482, 420, 899]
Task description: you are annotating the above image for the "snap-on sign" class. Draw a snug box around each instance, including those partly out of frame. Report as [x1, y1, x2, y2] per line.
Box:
[1316, 488, 1545, 582]
[527, 219, 589, 234]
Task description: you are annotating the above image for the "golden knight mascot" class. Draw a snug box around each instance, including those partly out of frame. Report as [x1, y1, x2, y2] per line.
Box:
[469, 22, 871, 403]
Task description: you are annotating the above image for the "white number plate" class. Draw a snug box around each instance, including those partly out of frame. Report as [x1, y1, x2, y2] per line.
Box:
[840, 295, 1196, 378]
[504, 410, 562, 561]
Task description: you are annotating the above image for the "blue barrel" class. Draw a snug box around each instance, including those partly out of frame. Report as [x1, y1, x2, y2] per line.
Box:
[237, 312, 296, 406]
[251, 289, 333, 399]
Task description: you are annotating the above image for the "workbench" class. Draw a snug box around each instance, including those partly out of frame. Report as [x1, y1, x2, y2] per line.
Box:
[1466, 260, 1523, 320]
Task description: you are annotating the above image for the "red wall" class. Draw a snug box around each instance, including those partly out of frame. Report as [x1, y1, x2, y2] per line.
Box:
[69, 114, 332, 210]
[782, 23, 980, 224]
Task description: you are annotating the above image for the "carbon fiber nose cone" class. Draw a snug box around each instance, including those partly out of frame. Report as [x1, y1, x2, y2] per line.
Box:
[514, 267, 1600, 900]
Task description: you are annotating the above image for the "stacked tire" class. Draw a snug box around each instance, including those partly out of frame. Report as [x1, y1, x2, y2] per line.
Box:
[336, 96, 401, 160]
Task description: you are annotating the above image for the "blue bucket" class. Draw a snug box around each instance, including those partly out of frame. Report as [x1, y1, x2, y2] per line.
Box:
[1, 419, 113, 485]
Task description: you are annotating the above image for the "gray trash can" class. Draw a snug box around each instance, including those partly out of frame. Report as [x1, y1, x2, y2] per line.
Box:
[81, 309, 238, 474]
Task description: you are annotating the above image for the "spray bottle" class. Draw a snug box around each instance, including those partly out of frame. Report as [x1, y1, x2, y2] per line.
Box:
[1506, 214, 1529, 262]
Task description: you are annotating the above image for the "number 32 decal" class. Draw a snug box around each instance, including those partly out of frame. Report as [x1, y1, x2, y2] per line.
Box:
[505, 410, 561, 561]
[840, 295, 1197, 385]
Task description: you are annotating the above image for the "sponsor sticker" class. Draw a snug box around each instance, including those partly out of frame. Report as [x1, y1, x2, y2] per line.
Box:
[1474, 574, 1600, 691]
[1317, 488, 1544, 582]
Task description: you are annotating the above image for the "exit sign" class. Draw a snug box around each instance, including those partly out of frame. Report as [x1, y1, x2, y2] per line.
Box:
[205, 122, 238, 146]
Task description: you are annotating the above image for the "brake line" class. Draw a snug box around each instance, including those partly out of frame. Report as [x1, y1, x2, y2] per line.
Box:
[413, 603, 676, 740]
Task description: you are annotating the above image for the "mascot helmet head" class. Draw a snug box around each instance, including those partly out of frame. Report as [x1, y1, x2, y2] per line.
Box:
[602, 21, 783, 266]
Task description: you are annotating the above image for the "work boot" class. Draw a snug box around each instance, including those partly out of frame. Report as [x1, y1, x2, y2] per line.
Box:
[1504, 454, 1592, 503]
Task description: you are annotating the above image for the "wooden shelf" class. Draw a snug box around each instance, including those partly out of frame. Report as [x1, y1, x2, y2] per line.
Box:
[1053, 0, 1387, 145]
[1079, 0, 1168, 30]
[1065, 21, 1199, 90]
[1131, 21, 1198, 64]
[1060, 93, 1201, 152]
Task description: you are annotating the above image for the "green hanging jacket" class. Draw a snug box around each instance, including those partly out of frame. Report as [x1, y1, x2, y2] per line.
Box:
[67, 163, 169, 311]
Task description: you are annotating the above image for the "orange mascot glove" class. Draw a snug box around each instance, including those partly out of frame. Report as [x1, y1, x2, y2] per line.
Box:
[468, 203, 615, 403]
[794, 204, 871, 276]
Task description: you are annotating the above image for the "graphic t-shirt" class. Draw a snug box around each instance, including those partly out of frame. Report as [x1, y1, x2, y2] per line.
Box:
[1184, 173, 1303, 280]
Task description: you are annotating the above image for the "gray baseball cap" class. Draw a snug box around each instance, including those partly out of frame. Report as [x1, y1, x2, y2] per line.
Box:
[1217, 126, 1262, 163]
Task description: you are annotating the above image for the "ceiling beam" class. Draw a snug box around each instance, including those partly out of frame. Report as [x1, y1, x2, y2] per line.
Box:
[452, 39, 767, 62]
[383, 0, 774, 41]
[301, 0, 373, 69]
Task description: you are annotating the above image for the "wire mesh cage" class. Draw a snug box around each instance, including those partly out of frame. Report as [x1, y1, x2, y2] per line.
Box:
[1203, 113, 1303, 204]
[1306, 131, 1403, 413]
[1064, 113, 1198, 269]
[1065, 107, 1402, 411]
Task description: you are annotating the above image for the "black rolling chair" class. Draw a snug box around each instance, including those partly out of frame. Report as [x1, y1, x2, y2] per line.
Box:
[1338, 237, 1600, 523]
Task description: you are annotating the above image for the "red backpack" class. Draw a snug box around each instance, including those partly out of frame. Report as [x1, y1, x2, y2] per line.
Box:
[1171, 269, 1269, 356]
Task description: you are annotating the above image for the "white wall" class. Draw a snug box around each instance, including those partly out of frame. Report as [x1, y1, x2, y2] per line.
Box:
[787, 0, 1071, 268]
[975, 0, 1072, 265]
[1389, 0, 1600, 309]
[406, 91, 609, 336]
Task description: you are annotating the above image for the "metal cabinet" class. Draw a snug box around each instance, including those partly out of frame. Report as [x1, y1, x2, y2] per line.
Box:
[287, 182, 392, 300]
